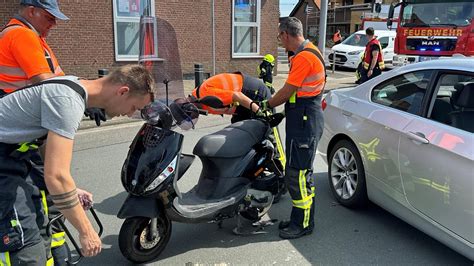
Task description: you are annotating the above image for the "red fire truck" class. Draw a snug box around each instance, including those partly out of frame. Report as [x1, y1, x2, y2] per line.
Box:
[387, 0, 474, 66]
[361, 16, 397, 31]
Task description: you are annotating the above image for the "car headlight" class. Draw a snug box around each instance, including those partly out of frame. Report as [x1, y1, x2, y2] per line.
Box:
[348, 50, 363, 55]
[145, 155, 177, 192]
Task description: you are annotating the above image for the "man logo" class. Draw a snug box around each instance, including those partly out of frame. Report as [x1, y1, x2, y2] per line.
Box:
[422, 40, 440, 45]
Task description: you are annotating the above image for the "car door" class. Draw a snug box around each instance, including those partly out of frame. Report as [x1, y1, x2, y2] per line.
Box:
[399, 71, 474, 244]
[378, 36, 393, 64]
[367, 70, 434, 192]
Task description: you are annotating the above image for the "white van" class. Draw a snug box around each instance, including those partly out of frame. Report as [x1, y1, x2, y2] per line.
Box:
[328, 30, 396, 69]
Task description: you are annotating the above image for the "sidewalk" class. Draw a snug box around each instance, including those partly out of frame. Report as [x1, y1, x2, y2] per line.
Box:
[79, 64, 356, 130]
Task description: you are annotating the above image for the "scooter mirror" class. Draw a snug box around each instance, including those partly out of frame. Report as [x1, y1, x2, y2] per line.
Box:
[141, 100, 174, 129]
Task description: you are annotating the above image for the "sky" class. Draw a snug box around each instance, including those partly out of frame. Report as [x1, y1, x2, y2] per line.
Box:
[280, 0, 299, 17]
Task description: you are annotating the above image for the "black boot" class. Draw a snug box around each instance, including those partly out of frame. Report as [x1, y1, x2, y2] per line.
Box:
[279, 204, 314, 239]
[279, 223, 313, 239]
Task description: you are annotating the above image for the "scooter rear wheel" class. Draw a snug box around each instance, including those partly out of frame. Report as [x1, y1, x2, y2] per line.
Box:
[119, 216, 172, 263]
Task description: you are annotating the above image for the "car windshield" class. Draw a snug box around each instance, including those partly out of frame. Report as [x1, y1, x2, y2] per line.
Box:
[401, 2, 473, 27]
[341, 33, 369, 47]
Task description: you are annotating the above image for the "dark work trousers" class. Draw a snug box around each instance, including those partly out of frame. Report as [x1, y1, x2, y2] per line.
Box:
[29, 156, 68, 266]
[0, 143, 47, 265]
[359, 64, 382, 84]
[284, 95, 324, 230]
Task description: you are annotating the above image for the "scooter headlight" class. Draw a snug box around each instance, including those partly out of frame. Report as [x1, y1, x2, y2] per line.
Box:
[145, 156, 177, 192]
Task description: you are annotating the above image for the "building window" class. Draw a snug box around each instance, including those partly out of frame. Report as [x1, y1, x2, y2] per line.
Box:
[232, 0, 261, 57]
[113, 0, 156, 61]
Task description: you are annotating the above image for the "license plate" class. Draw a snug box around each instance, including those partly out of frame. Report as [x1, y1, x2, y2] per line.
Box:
[419, 56, 439, 62]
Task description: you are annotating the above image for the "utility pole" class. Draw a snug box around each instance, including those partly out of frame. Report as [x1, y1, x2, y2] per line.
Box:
[305, 3, 309, 38]
[318, 0, 328, 55]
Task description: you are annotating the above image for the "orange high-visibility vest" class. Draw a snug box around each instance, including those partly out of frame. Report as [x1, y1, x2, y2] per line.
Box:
[191, 73, 244, 115]
[287, 42, 325, 98]
[363, 38, 385, 70]
[0, 18, 64, 94]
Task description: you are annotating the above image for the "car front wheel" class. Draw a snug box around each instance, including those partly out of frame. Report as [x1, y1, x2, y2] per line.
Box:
[328, 140, 368, 208]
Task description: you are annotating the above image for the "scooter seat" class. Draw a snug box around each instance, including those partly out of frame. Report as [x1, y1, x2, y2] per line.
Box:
[193, 119, 267, 158]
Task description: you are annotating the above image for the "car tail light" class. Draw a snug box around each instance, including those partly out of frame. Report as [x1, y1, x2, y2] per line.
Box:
[321, 97, 327, 111]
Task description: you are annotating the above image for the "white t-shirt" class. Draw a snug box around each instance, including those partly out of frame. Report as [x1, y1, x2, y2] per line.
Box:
[0, 76, 87, 144]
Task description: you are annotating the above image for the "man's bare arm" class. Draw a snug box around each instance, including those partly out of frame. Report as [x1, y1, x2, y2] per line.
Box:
[232, 91, 260, 112]
[370, 50, 379, 70]
[43, 131, 101, 257]
[268, 82, 299, 108]
[30, 73, 57, 84]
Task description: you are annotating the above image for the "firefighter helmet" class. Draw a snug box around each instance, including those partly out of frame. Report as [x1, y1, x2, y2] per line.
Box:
[263, 54, 275, 64]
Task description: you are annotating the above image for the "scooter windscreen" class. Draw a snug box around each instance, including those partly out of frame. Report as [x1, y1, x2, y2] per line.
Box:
[169, 98, 199, 130]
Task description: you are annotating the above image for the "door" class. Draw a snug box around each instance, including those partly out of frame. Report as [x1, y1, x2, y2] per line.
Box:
[399, 72, 474, 243]
[378, 36, 393, 63]
[368, 70, 433, 192]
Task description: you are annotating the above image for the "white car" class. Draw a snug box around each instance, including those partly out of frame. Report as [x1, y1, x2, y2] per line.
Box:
[328, 30, 396, 69]
[318, 58, 474, 260]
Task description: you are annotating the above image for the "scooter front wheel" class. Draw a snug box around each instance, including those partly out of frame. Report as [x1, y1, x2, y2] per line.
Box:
[118, 216, 172, 263]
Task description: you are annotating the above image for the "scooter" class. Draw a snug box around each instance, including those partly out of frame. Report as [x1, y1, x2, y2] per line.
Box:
[116, 99, 285, 263]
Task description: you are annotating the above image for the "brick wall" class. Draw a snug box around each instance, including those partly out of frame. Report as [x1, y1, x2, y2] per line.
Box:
[0, 0, 279, 95]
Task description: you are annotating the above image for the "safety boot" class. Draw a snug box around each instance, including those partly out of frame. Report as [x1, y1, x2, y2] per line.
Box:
[278, 204, 315, 239]
[279, 223, 313, 239]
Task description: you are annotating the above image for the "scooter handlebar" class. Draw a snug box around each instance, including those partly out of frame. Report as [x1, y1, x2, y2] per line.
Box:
[198, 109, 208, 116]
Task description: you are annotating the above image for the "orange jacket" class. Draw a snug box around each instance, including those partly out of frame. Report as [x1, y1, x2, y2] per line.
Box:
[191, 73, 243, 115]
[0, 18, 64, 93]
[287, 42, 325, 98]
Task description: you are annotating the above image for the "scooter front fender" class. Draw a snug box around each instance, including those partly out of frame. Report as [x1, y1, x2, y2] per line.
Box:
[117, 194, 161, 219]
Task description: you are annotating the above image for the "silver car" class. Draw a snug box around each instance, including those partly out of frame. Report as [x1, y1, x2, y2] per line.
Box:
[317, 58, 474, 260]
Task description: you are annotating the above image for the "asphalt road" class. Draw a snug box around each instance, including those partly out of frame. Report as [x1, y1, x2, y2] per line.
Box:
[69, 116, 472, 265]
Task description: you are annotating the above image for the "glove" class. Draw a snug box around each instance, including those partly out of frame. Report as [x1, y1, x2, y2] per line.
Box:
[84, 108, 107, 127]
[258, 100, 270, 112]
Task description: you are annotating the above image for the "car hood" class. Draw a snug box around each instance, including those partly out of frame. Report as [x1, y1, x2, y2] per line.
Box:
[332, 44, 365, 53]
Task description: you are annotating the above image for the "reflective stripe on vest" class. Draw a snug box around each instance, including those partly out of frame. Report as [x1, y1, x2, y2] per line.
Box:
[363, 38, 385, 70]
[0, 252, 12, 266]
[0, 65, 27, 76]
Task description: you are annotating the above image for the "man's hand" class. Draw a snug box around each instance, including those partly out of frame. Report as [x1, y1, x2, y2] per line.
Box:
[367, 69, 373, 77]
[79, 230, 102, 257]
[77, 188, 93, 210]
[84, 108, 106, 126]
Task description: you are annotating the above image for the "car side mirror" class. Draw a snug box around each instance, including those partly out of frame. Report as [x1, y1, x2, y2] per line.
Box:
[387, 4, 395, 27]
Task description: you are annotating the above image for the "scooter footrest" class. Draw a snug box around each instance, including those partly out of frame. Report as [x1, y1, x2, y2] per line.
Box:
[173, 189, 246, 219]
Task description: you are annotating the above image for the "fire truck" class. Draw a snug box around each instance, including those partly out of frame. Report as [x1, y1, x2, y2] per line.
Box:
[387, 0, 474, 66]
[361, 15, 397, 31]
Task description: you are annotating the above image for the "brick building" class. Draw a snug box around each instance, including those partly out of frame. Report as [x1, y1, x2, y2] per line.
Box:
[0, 0, 279, 98]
